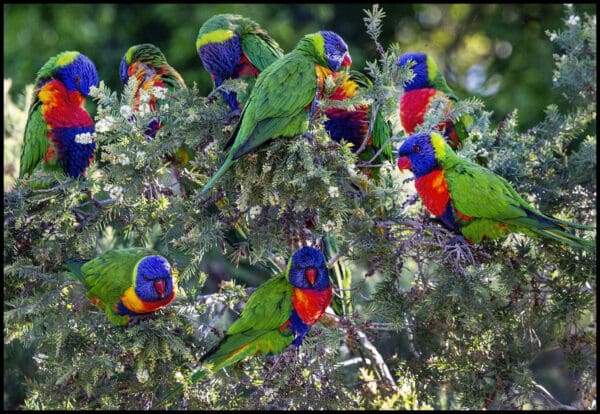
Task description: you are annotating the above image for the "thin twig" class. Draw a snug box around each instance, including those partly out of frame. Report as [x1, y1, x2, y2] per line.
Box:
[320, 312, 399, 393]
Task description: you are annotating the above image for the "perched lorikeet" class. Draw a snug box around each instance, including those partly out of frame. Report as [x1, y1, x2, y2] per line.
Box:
[19, 51, 99, 182]
[65, 247, 177, 326]
[199, 30, 352, 197]
[397, 52, 471, 150]
[119, 43, 186, 140]
[157, 246, 332, 406]
[119, 43, 195, 196]
[323, 69, 394, 181]
[397, 131, 595, 250]
[196, 13, 284, 111]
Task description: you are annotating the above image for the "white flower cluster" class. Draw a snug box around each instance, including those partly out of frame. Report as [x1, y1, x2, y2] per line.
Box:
[249, 205, 262, 219]
[323, 220, 335, 232]
[328, 186, 340, 198]
[116, 153, 131, 166]
[95, 115, 117, 133]
[74, 131, 96, 145]
[565, 15, 580, 26]
[87, 80, 106, 99]
[104, 184, 124, 203]
[136, 368, 149, 384]
[120, 105, 133, 119]
[152, 86, 168, 100]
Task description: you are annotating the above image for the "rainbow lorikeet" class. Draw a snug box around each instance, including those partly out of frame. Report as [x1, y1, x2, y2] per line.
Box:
[397, 131, 595, 250]
[199, 30, 352, 197]
[397, 52, 471, 150]
[65, 247, 177, 326]
[19, 51, 99, 183]
[323, 69, 394, 181]
[119, 43, 194, 195]
[119, 43, 186, 141]
[157, 246, 332, 406]
[196, 13, 284, 111]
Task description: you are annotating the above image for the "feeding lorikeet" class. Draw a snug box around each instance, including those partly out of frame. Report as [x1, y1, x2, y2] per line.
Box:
[323, 69, 394, 181]
[196, 13, 284, 111]
[65, 247, 177, 326]
[119, 43, 195, 194]
[397, 131, 595, 250]
[199, 30, 352, 197]
[157, 246, 332, 406]
[397, 52, 471, 150]
[119, 43, 186, 141]
[19, 51, 99, 184]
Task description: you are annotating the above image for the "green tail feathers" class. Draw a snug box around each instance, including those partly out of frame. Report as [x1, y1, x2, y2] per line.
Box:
[530, 226, 595, 251]
[199, 153, 234, 197]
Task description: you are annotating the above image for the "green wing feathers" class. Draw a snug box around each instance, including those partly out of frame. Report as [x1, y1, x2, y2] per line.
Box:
[80, 248, 155, 308]
[19, 101, 50, 178]
[241, 32, 283, 71]
[227, 53, 317, 159]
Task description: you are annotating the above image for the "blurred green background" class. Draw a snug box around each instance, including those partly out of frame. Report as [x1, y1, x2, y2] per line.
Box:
[4, 3, 596, 129]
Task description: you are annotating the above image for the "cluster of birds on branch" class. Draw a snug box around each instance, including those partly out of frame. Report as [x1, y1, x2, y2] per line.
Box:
[15, 13, 595, 402]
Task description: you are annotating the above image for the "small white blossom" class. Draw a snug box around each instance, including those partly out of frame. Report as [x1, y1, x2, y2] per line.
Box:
[88, 80, 106, 99]
[262, 164, 272, 174]
[115, 362, 125, 373]
[161, 103, 169, 111]
[153, 86, 168, 100]
[105, 184, 124, 203]
[548, 32, 558, 42]
[74, 132, 96, 144]
[174, 371, 185, 383]
[140, 90, 151, 104]
[136, 368, 150, 383]
[120, 105, 133, 119]
[95, 115, 117, 133]
[249, 206, 262, 219]
[268, 192, 279, 206]
[117, 153, 131, 166]
[138, 103, 152, 116]
[565, 15, 580, 26]
[328, 186, 340, 198]
[325, 74, 336, 90]
[323, 220, 335, 233]
[136, 150, 146, 160]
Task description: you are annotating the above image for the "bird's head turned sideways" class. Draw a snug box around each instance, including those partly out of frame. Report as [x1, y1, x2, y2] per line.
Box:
[397, 51, 434, 91]
[134, 255, 175, 301]
[319, 31, 352, 72]
[288, 246, 330, 290]
[53, 52, 99, 96]
[397, 132, 446, 177]
[119, 43, 167, 84]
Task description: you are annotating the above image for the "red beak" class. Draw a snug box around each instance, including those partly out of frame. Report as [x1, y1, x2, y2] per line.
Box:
[397, 157, 411, 171]
[154, 279, 166, 298]
[305, 267, 317, 286]
[341, 53, 352, 68]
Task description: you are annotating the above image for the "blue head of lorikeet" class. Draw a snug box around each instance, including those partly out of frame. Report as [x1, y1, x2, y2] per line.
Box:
[397, 131, 440, 178]
[132, 255, 175, 302]
[320, 30, 352, 71]
[288, 245, 330, 290]
[397, 52, 432, 91]
[41, 51, 99, 96]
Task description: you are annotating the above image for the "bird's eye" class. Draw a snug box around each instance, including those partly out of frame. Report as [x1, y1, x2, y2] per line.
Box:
[335, 44, 342, 52]
[413, 144, 421, 153]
